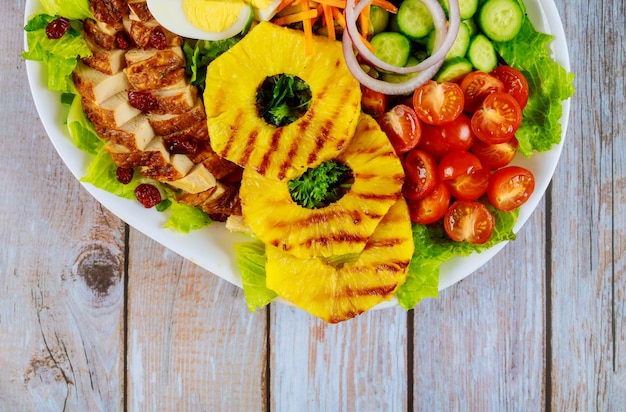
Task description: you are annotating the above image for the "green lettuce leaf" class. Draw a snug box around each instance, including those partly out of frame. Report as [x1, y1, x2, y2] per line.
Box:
[65, 93, 103, 155]
[183, 37, 242, 96]
[23, 15, 91, 93]
[38, 0, 93, 20]
[234, 241, 277, 312]
[397, 203, 518, 309]
[494, 17, 576, 156]
[163, 202, 212, 233]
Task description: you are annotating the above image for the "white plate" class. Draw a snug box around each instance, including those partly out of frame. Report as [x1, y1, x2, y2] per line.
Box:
[24, 0, 570, 308]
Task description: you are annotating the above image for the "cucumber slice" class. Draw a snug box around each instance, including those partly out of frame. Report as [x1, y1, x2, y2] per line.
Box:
[440, 0, 480, 19]
[462, 18, 479, 37]
[467, 34, 498, 72]
[397, 0, 434, 39]
[370, 32, 411, 67]
[434, 57, 473, 83]
[369, 6, 390, 35]
[434, 57, 474, 82]
[478, 0, 524, 42]
[426, 20, 470, 59]
[380, 56, 420, 85]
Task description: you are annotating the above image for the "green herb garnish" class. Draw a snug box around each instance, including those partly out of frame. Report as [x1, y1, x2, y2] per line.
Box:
[288, 160, 352, 209]
[256, 73, 312, 127]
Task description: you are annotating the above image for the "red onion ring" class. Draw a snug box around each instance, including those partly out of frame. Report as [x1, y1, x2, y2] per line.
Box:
[344, 0, 460, 75]
[342, 33, 443, 95]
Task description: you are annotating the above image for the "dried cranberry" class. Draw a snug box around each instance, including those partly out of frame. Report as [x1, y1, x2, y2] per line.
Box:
[128, 91, 159, 111]
[148, 29, 167, 50]
[115, 31, 132, 50]
[134, 184, 162, 208]
[45, 17, 71, 40]
[116, 167, 134, 184]
[167, 137, 201, 155]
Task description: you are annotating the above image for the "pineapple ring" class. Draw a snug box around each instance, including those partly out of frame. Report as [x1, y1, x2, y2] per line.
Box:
[265, 198, 414, 323]
[240, 113, 405, 259]
[203, 22, 362, 181]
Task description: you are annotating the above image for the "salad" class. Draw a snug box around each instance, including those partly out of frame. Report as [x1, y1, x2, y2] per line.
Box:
[23, 0, 574, 322]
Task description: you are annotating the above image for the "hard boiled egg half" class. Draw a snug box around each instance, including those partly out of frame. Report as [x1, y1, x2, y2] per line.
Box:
[147, 0, 282, 41]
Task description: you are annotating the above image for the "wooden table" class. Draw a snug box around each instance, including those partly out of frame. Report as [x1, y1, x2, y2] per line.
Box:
[1, 0, 624, 409]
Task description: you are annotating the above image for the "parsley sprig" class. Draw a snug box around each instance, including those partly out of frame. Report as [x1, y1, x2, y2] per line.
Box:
[257, 74, 312, 127]
[288, 161, 353, 209]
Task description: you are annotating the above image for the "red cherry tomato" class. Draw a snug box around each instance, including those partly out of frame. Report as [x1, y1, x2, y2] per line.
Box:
[403, 149, 438, 200]
[439, 112, 475, 152]
[471, 93, 523, 144]
[412, 80, 464, 125]
[377, 104, 422, 154]
[438, 151, 483, 181]
[459, 71, 505, 112]
[407, 180, 451, 225]
[470, 136, 519, 170]
[416, 124, 450, 161]
[445, 168, 491, 201]
[360, 85, 388, 116]
[491, 66, 530, 109]
[444, 200, 495, 244]
[487, 166, 535, 211]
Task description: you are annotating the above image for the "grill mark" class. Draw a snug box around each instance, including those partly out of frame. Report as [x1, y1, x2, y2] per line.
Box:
[364, 237, 406, 250]
[329, 310, 362, 324]
[353, 191, 401, 202]
[240, 128, 259, 167]
[220, 110, 245, 159]
[272, 208, 364, 229]
[343, 283, 399, 298]
[301, 231, 369, 249]
[257, 127, 283, 176]
[279, 128, 300, 180]
[306, 119, 333, 165]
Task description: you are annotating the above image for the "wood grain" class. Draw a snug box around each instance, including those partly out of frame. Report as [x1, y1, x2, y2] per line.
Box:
[126, 231, 268, 410]
[1, 0, 625, 409]
[548, 0, 626, 409]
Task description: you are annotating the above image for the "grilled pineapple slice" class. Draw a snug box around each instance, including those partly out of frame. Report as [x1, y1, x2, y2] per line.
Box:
[240, 113, 405, 259]
[204, 22, 361, 181]
[266, 198, 414, 323]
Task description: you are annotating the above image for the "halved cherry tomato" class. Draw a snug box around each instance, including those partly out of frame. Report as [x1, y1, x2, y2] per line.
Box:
[438, 151, 483, 180]
[439, 113, 475, 152]
[377, 104, 422, 154]
[445, 168, 491, 201]
[459, 71, 505, 113]
[487, 166, 535, 211]
[491, 66, 530, 109]
[407, 180, 451, 225]
[403, 149, 438, 200]
[412, 80, 464, 125]
[361, 85, 388, 116]
[416, 124, 450, 161]
[471, 92, 522, 144]
[470, 136, 519, 170]
[444, 200, 495, 244]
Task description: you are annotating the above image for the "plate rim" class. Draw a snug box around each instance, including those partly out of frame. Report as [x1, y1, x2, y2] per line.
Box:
[23, 0, 571, 308]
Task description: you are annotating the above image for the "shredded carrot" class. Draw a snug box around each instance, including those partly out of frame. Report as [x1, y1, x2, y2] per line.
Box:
[275, 0, 298, 15]
[359, 4, 370, 38]
[300, 0, 315, 55]
[321, 4, 336, 40]
[331, 6, 346, 28]
[371, 0, 398, 14]
[272, 8, 319, 26]
[359, 32, 375, 52]
[314, 0, 347, 8]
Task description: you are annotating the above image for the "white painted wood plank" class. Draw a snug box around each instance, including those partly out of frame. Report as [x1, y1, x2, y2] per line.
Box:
[412, 207, 546, 410]
[269, 304, 408, 411]
[126, 232, 268, 411]
[549, 0, 626, 409]
[0, 2, 125, 409]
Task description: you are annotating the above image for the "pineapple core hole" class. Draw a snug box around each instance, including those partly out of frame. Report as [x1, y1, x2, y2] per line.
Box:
[256, 73, 312, 127]
[288, 160, 353, 209]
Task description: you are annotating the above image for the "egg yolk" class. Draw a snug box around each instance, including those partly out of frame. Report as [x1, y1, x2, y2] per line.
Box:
[182, 0, 275, 33]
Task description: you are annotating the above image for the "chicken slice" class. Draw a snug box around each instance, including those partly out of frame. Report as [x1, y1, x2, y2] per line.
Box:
[82, 91, 141, 131]
[73, 61, 129, 104]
